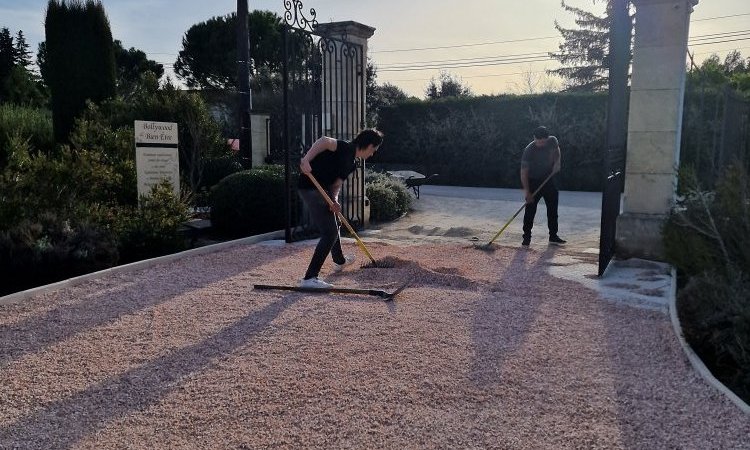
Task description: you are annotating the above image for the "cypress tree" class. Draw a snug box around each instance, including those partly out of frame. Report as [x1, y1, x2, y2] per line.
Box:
[0, 28, 13, 90]
[45, 0, 116, 142]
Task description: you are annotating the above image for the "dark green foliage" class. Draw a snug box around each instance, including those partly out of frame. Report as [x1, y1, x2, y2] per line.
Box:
[373, 93, 607, 191]
[200, 155, 244, 189]
[0, 136, 131, 230]
[664, 166, 750, 278]
[425, 71, 472, 100]
[0, 28, 13, 88]
[0, 28, 46, 107]
[365, 172, 412, 222]
[13, 30, 33, 70]
[366, 59, 410, 125]
[45, 0, 117, 142]
[688, 51, 750, 94]
[116, 181, 190, 263]
[677, 270, 750, 404]
[665, 165, 750, 403]
[0, 214, 119, 296]
[549, 0, 634, 92]
[113, 39, 164, 97]
[2, 65, 46, 107]
[210, 165, 286, 237]
[174, 10, 284, 89]
[74, 77, 230, 193]
[0, 104, 54, 170]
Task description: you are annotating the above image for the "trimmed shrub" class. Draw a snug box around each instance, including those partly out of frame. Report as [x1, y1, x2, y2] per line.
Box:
[366, 173, 412, 222]
[210, 165, 286, 237]
[115, 181, 190, 263]
[200, 155, 244, 189]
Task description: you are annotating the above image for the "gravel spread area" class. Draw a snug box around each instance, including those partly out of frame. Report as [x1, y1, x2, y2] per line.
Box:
[1, 242, 748, 449]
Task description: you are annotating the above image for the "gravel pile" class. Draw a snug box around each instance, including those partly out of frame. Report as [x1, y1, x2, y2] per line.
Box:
[1, 242, 748, 449]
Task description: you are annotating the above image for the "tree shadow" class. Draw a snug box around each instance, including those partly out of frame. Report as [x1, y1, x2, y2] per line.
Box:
[0, 293, 300, 449]
[0, 246, 291, 368]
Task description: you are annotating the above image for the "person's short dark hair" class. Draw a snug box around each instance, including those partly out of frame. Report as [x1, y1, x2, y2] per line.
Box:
[533, 126, 550, 139]
[352, 128, 384, 149]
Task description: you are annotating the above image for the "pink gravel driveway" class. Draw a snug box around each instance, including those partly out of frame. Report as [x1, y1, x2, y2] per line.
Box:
[1, 242, 748, 449]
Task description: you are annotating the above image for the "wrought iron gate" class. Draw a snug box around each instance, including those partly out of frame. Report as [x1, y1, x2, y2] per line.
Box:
[281, 1, 366, 242]
[598, 168, 624, 277]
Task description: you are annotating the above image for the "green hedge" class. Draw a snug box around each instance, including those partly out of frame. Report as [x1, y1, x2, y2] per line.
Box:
[373, 93, 608, 191]
[210, 165, 287, 237]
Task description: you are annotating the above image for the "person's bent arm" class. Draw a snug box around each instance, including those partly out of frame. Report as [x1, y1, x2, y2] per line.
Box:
[521, 167, 533, 204]
[553, 145, 561, 174]
[300, 136, 337, 174]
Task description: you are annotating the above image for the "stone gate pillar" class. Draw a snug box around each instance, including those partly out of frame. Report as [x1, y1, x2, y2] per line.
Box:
[314, 21, 375, 226]
[616, 0, 698, 259]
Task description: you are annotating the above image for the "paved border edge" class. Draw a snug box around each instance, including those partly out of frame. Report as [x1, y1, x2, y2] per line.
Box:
[0, 229, 285, 307]
[668, 267, 750, 414]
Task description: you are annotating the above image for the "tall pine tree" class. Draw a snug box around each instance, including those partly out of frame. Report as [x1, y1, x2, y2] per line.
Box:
[13, 30, 33, 70]
[45, 0, 116, 142]
[548, 0, 634, 92]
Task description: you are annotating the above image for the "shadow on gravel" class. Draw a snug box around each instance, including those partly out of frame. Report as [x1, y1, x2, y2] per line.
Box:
[0, 293, 300, 449]
[468, 246, 559, 386]
[0, 248, 294, 368]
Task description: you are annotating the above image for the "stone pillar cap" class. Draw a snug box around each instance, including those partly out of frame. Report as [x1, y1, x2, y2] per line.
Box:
[314, 21, 376, 39]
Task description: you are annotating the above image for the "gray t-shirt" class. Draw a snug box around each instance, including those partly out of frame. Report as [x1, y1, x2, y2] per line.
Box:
[521, 136, 559, 180]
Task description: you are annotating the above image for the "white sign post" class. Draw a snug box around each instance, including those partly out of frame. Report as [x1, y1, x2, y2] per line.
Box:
[134, 120, 180, 198]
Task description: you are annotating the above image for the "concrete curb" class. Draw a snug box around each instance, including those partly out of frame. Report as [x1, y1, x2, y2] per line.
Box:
[0, 230, 285, 307]
[668, 267, 750, 414]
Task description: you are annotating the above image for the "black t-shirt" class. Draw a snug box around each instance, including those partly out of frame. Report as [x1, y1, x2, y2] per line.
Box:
[521, 135, 559, 180]
[298, 140, 357, 190]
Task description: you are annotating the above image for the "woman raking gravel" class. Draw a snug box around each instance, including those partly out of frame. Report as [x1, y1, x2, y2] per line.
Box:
[297, 129, 384, 288]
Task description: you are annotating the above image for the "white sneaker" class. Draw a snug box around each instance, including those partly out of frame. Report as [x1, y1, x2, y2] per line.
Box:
[299, 277, 333, 289]
[331, 254, 356, 272]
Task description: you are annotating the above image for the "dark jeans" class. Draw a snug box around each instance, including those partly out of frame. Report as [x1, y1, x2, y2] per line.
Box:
[522, 176, 559, 239]
[298, 188, 346, 279]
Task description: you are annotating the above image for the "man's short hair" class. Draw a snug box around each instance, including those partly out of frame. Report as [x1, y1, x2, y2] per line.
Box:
[533, 126, 550, 139]
[353, 128, 384, 149]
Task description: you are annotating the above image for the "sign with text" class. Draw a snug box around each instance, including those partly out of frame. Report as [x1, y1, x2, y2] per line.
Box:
[135, 121, 179, 198]
[135, 148, 180, 197]
[135, 120, 178, 145]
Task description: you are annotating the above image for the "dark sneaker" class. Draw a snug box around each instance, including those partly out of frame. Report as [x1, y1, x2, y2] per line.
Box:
[522, 236, 531, 246]
[549, 235, 567, 245]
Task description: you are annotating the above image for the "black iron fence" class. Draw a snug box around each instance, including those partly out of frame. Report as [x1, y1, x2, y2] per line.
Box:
[280, 2, 366, 242]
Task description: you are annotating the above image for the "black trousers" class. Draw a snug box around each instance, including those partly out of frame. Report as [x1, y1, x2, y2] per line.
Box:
[298, 188, 346, 279]
[522, 176, 559, 239]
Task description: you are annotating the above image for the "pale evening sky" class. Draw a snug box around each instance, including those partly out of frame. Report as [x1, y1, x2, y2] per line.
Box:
[1, 0, 748, 97]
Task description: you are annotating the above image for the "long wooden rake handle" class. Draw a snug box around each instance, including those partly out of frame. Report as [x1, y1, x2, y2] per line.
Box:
[304, 172, 378, 266]
[485, 170, 556, 247]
